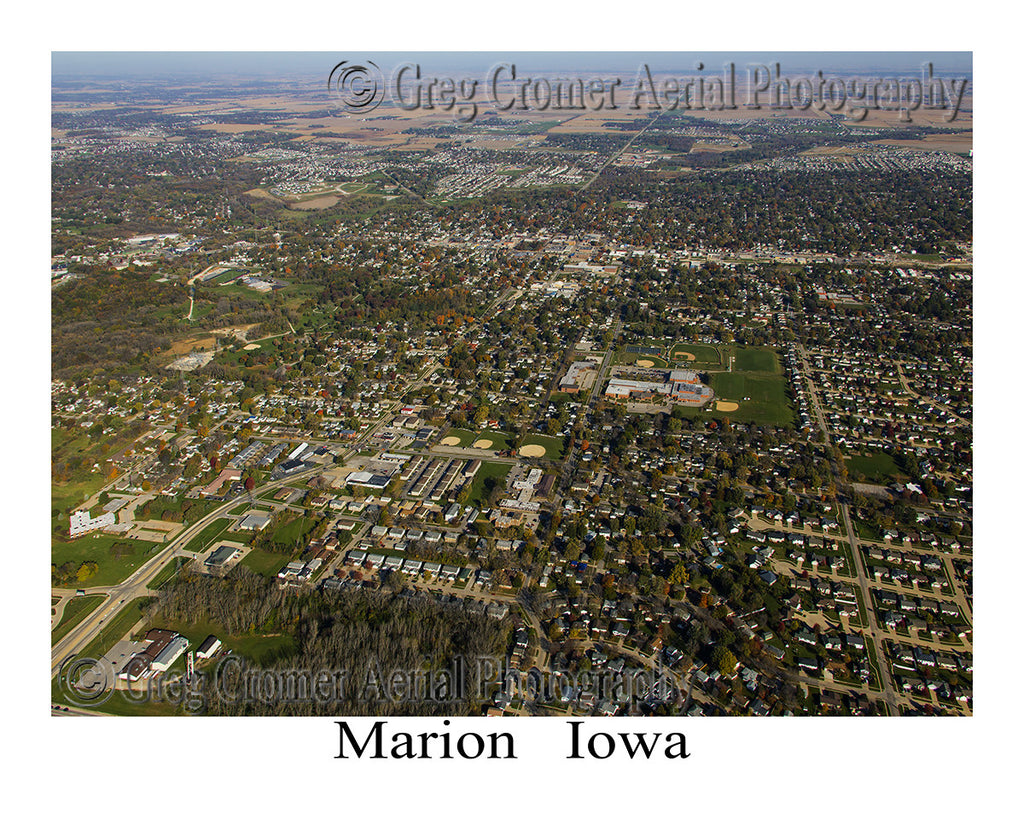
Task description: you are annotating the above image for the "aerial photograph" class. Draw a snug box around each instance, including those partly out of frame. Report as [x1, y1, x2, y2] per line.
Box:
[50, 50, 974, 721]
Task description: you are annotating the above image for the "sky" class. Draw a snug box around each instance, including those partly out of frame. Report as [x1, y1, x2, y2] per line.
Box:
[52, 51, 973, 81]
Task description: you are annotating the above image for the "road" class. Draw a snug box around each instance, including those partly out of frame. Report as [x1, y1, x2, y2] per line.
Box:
[51, 466, 327, 679]
[796, 342, 901, 712]
[52, 281, 518, 683]
[579, 114, 662, 192]
[558, 319, 621, 493]
[896, 361, 969, 428]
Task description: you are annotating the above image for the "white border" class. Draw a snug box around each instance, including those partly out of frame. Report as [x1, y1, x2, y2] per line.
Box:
[15, 1, 1013, 814]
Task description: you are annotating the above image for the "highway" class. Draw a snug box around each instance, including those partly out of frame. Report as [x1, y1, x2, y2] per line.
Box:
[51, 466, 326, 679]
[52, 282, 518, 685]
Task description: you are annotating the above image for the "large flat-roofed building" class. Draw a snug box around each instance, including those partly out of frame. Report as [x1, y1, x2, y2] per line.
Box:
[558, 357, 600, 393]
[201, 468, 242, 497]
[68, 509, 116, 538]
[345, 471, 391, 489]
[237, 512, 271, 531]
[205, 544, 240, 567]
[669, 369, 701, 384]
[605, 369, 712, 406]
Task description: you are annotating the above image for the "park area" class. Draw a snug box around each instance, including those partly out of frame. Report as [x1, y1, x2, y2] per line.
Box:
[708, 371, 792, 426]
[439, 428, 513, 452]
[619, 340, 791, 426]
[846, 451, 905, 483]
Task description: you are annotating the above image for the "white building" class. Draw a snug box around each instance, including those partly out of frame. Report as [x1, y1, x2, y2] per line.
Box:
[69, 509, 116, 538]
[151, 636, 189, 672]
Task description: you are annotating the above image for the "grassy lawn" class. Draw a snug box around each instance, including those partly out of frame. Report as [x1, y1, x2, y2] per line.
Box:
[183, 518, 246, 552]
[616, 351, 670, 367]
[50, 673, 180, 716]
[846, 452, 904, 483]
[864, 636, 884, 692]
[709, 371, 794, 426]
[731, 346, 781, 375]
[669, 342, 722, 365]
[471, 430, 511, 451]
[851, 586, 868, 627]
[144, 614, 296, 666]
[51, 595, 104, 645]
[241, 547, 293, 578]
[146, 557, 190, 590]
[80, 596, 156, 660]
[267, 515, 318, 550]
[442, 428, 478, 447]
[51, 535, 160, 588]
[466, 461, 513, 507]
[853, 517, 884, 542]
[520, 433, 565, 460]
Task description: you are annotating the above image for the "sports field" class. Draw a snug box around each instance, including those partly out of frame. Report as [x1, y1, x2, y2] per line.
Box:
[709, 371, 793, 426]
[846, 452, 904, 483]
[440, 428, 477, 447]
[439, 429, 511, 450]
[520, 433, 565, 460]
[669, 342, 723, 365]
[732, 346, 781, 374]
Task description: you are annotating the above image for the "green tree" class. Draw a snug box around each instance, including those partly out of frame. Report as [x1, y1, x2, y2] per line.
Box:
[669, 562, 689, 586]
[711, 646, 737, 676]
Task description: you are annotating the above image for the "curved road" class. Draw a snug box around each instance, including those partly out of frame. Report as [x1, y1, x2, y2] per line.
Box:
[51, 466, 326, 679]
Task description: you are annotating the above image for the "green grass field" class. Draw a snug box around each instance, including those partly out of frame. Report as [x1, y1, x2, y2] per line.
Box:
[51, 427, 110, 537]
[79, 596, 155, 660]
[145, 614, 296, 666]
[241, 547, 293, 578]
[146, 557, 191, 590]
[472, 430, 511, 451]
[709, 371, 793, 427]
[846, 452, 904, 483]
[51, 534, 159, 588]
[731, 346, 781, 374]
[669, 342, 723, 365]
[520, 433, 565, 460]
[51, 595, 104, 645]
[466, 462, 513, 507]
[616, 352, 670, 368]
[442, 428, 478, 447]
[183, 518, 245, 553]
[267, 515, 318, 550]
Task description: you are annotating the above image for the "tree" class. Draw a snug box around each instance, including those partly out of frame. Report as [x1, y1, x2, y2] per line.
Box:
[711, 646, 737, 676]
[669, 562, 689, 587]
